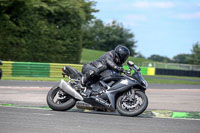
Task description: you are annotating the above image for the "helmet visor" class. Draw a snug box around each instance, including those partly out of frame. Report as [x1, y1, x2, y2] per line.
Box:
[120, 54, 129, 63]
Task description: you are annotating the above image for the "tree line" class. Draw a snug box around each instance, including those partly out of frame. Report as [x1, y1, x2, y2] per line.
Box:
[82, 19, 136, 56]
[146, 42, 200, 65]
[0, 0, 99, 63]
[0, 0, 136, 63]
[0, 0, 198, 65]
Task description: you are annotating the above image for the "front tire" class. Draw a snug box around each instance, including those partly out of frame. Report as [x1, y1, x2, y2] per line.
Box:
[47, 87, 76, 111]
[116, 90, 148, 117]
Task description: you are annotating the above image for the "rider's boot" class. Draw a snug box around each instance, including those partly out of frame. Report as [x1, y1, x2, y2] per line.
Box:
[83, 86, 92, 97]
[81, 75, 92, 97]
[81, 75, 87, 87]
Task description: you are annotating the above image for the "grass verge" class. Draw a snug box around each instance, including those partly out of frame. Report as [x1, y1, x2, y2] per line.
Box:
[145, 76, 200, 85]
[2, 75, 200, 85]
[151, 75, 200, 80]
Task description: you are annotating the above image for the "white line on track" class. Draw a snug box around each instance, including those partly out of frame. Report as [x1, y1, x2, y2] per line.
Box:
[155, 117, 200, 121]
[32, 113, 53, 116]
[0, 106, 53, 116]
[0, 105, 50, 110]
[0, 86, 50, 90]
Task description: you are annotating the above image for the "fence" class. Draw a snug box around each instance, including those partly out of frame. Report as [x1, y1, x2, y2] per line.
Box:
[155, 68, 200, 77]
[0, 61, 156, 78]
[1, 61, 83, 78]
[142, 62, 200, 71]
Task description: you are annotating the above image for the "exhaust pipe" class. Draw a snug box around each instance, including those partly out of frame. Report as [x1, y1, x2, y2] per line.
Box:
[59, 79, 83, 101]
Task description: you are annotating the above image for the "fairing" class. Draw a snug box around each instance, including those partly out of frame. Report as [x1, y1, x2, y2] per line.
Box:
[106, 78, 139, 109]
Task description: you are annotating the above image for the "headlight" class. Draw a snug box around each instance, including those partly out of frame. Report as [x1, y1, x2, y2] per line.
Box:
[142, 80, 148, 87]
[144, 80, 148, 87]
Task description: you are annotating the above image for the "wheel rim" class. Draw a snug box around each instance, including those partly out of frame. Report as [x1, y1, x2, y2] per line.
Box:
[51, 87, 71, 104]
[119, 92, 144, 112]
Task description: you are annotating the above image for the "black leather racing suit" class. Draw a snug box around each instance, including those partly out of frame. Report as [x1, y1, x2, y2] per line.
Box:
[82, 50, 123, 84]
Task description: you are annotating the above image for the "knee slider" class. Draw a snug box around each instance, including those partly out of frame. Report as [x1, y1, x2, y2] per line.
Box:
[88, 70, 95, 77]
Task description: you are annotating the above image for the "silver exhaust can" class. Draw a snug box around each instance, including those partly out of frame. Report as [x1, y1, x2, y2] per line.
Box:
[59, 79, 83, 101]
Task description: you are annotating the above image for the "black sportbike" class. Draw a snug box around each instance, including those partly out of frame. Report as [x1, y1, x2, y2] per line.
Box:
[47, 61, 148, 117]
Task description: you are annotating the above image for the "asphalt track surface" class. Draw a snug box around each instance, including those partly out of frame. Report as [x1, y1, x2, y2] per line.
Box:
[0, 106, 200, 133]
[0, 80, 200, 133]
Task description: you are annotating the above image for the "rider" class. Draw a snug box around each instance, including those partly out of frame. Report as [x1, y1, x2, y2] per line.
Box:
[81, 45, 130, 88]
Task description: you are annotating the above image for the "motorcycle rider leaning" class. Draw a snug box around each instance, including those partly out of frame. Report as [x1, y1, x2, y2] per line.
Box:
[81, 45, 130, 93]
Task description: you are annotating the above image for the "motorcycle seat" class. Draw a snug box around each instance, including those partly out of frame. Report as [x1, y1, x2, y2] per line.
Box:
[64, 66, 82, 79]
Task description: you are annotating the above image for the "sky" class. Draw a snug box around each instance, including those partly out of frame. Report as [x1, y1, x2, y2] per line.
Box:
[92, 0, 200, 58]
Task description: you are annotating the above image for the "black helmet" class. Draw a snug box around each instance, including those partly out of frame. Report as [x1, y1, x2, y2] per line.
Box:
[114, 45, 130, 63]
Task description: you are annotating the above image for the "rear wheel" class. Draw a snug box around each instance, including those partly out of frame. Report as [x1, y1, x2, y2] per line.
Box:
[0, 68, 2, 79]
[116, 90, 148, 117]
[47, 87, 76, 111]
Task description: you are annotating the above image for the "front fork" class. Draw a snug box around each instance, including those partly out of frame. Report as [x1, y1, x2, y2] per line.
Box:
[121, 89, 136, 102]
[123, 89, 146, 102]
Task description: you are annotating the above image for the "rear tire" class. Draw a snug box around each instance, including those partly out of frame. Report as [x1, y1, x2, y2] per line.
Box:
[116, 91, 148, 117]
[47, 87, 76, 111]
[0, 68, 2, 79]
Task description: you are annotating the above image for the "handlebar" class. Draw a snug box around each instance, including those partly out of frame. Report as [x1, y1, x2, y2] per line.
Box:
[123, 64, 141, 75]
[122, 70, 131, 75]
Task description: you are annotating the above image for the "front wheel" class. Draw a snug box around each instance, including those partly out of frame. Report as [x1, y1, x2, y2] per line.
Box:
[116, 90, 148, 117]
[47, 86, 76, 111]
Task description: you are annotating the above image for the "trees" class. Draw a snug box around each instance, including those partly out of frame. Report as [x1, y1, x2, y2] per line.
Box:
[148, 54, 172, 63]
[172, 42, 200, 65]
[82, 19, 137, 56]
[189, 42, 200, 65]
[0, 0, 97, 63]
[0, 0, 137, 63]
[148, 42, 200, 65]
[173, 54, 190, 64]
[135, 53, 146, 59]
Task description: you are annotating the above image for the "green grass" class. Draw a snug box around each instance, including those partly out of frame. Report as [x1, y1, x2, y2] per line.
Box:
[145, 76, 200, 85]
[151, 75, 200, 80]
[81, 48, 152, 65]
[81, 49, 106, 64]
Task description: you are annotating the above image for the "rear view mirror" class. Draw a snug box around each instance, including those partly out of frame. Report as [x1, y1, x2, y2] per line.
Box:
[127, 61, 134, 66]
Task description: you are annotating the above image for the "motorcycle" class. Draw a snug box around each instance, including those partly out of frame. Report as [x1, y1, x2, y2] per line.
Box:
[46, 61, 148, 117]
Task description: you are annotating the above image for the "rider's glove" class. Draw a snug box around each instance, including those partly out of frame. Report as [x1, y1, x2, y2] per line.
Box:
[114, 66, 124, 72]
[117, 67, 124, 72]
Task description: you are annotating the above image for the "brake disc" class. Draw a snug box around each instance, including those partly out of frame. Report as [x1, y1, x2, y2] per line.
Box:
[122, 95, 142, 110]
